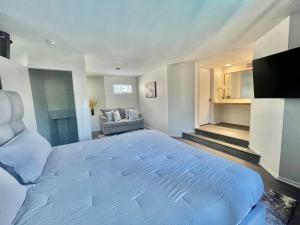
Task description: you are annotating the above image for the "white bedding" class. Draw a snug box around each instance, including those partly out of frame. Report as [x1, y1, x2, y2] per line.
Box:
[13, 130, 264, 225]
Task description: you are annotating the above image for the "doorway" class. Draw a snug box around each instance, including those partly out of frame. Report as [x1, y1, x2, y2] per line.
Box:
[29, 69, 79, 146]
[198, 68, 212, 125]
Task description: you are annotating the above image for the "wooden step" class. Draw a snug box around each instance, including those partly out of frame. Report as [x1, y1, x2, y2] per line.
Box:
[195, 128, 249, 147]
[182, 132, 260, 164]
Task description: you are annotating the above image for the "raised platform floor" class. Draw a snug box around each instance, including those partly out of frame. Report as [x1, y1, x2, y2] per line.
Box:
[182, 123, 260, 164]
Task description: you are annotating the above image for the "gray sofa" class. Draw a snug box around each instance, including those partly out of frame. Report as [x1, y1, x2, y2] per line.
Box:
[100, 108, 144, 135]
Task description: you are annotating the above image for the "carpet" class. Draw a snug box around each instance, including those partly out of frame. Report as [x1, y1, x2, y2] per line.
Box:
[262, 189, 297, 225]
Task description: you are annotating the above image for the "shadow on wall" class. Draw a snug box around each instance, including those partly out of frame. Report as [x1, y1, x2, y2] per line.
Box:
[29, 69, 79, 146]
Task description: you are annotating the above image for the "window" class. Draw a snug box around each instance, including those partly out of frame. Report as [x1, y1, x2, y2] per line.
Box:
[113, 84, 132, 94]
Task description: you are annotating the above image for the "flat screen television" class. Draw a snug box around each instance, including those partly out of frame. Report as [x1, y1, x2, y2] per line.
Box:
[252, 47, 300, 98]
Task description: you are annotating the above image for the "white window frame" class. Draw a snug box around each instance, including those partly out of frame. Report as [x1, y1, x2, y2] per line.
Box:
[113, 84, 133, 94]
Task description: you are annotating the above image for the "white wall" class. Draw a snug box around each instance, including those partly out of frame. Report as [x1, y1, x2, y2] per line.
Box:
[167, 63, 195, 136]
[104, 76, 139, 109]
[26, 53, 92, 141]
[215, 104, 251, 126]
[0, 57, 37, 131]
[87, 76, 106, 113]
[87, 75, 139, 132]
[249, 17, 290, 178]
[253, 18, 290, 59]
[87, 76, 106, 132]
[278, 10, 300, 188]
[138, 63, 196, 136]
[138, 67, 168, 133]
[194, 64, 200, 127]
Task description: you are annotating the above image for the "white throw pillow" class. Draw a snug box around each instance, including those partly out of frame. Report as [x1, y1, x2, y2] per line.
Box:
[125, 107, 136, 119]
[105, 111, 114, 122]
[113, 110, 122, 121]
[0, 129, 52, 184]
[128, 109, 139, 120]
[0, 168, 26, 225]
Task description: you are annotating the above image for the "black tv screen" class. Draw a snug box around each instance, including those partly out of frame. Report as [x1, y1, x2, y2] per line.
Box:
[252, 47, 300, 98]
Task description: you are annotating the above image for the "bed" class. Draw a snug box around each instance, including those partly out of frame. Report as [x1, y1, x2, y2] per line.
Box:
[0, 91, 265, 225]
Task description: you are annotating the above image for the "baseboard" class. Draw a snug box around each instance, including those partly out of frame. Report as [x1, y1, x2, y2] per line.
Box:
[259, 161, 279, 179]
[248, 146, 279, 178]
[144, 125, 153, 130]
[278, 176, 300, 189]
[248, 145, 260, 155]
[92, 129, 101, 132]
[258, 159, 300, 189]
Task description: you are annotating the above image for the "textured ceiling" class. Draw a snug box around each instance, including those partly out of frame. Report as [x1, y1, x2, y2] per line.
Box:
[1, 0, 300, 75]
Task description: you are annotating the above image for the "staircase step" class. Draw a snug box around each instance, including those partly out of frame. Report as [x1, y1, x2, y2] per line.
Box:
[182, 132, 260, 164]
[195, 128, 249, 147]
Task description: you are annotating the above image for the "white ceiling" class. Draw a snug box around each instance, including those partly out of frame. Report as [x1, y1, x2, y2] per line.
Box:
[1, 0, 300, 75]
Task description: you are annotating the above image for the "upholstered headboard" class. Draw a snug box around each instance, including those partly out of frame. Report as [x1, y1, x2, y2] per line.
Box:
[0, 90, 25, 146]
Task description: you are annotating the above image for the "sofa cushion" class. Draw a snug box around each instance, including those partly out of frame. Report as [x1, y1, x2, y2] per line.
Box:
[105, 111, 114, 122]
[102, 120, 126, 128]
[124, 107, 136, 119]
[101, 108, 117, 115]
[118, 108, 125, 119]
[125, 118, 144, 127]
[113, 110, 121, 121]
[128, 109, 139, 120]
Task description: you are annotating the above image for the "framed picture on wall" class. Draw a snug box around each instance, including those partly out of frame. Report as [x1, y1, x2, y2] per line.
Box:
[145, 81, 157, 98]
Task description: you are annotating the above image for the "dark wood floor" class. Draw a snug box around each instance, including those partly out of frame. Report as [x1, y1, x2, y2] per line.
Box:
[176, 138, 300, 225]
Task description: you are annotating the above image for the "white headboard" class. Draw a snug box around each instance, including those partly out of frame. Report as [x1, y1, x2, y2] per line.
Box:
[0, 90, 25, 146]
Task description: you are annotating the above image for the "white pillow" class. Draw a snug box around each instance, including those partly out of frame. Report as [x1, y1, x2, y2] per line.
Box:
[0, 168, 26, 225]
[113, 110, 121, 121]
[0, 129, 52, 184]
[105, 111, 114, 122]
[125, 107, 136, 119]
[128, 109, 139, 120]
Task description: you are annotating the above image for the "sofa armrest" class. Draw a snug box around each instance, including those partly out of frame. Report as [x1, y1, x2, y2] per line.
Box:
[138, 113, 143, 119]
[100, 116, 108, 123]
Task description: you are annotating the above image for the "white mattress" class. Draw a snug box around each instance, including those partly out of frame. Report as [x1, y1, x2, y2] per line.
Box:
[14, 130, 264, 225]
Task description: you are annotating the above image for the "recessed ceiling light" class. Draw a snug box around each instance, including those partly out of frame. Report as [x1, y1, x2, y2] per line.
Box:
[225, 63, 231, 67]
[115, 68, 121, 70]
[46, 39, 56, 46]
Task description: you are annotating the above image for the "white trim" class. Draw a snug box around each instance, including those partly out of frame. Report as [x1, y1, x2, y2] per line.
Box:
[278, 176, 300, 189]
[143, 125, 153, 130]
[250, 147, 300, 189]
[248, 145, 260, 155]
[259, 161, 279, 178]
[194, 63, 199, 128]
[248, 146, 280, 178]
[247, 146, 278, 177]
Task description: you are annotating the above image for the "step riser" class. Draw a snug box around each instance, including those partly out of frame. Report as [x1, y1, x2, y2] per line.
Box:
[195, 129, 249, 147]
[182, 133, 260, 164]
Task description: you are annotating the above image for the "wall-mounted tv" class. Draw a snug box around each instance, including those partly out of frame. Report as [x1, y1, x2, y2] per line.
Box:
[252, 47, 300, 98]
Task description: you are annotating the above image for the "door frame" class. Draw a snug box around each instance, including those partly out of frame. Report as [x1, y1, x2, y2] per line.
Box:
[195, 66, 212, 127]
